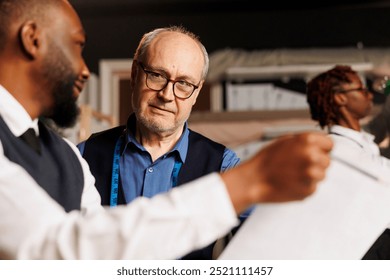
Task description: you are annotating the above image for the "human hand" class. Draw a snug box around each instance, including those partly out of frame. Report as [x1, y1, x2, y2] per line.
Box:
[222, 132, 333, 213]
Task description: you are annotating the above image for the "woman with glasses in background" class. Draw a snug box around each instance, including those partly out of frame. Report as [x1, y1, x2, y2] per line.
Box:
[307, 64, 390, 260]
[307, 65, 381, 160]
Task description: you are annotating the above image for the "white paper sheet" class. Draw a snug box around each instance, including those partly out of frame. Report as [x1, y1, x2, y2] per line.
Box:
[219, 159, 390, 260]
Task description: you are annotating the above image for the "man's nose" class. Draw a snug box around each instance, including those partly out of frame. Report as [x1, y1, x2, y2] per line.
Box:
[158, 81, 175, 101]
[81, 63, 90, 82]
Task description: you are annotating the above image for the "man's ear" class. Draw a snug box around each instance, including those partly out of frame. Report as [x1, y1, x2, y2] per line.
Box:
[19, 21, 40, 59]
[130, 61, 138, 89]
[334, 93, 348, 106]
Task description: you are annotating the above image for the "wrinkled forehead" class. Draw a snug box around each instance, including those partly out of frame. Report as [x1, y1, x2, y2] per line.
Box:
[148, 32, 202, 60]
[145, 32, 204, 77]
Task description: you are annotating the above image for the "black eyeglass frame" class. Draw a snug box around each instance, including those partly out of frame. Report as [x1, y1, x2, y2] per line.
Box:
[335, 87, 370, 95]
[135, 60, 200, 99]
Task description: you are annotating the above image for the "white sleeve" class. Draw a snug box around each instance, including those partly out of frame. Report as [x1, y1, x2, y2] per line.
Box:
[0, 142, 238, 259]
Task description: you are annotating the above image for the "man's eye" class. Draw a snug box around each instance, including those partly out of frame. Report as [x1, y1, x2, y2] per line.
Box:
[150, 72, 161, 77]
[177, 80, 191, 87]
[148, 72, 165, 80]
[77, 41, 85, 50]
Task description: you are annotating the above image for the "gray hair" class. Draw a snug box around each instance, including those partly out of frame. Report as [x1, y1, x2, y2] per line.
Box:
[133, 25, 209, 80]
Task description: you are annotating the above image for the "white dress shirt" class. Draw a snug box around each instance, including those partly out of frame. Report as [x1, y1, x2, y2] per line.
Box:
[329, 126, 390, 232]
[330, 125, 380, 155]
[0, 85, 238, 259]
[329, 125, 390, 169]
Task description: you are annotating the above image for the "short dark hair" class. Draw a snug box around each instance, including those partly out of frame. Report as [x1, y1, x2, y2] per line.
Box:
[0, 0, 61, 51]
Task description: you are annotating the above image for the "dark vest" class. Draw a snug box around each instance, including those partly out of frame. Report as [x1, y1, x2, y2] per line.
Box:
[82, 122, 225, 206]
[362, 229, 390, 259]
[82, 117, 226, 260]
[0, 116, 84, 212]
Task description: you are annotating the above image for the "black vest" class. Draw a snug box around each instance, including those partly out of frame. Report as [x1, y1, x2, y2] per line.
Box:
[82, 117, 226, 260]
[0, 117, 84, 212]
[362, 229, 390, 259]
[82, 118, 226, 206]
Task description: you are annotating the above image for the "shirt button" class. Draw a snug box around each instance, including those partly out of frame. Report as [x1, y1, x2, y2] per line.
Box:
[148, 167, 154, 173]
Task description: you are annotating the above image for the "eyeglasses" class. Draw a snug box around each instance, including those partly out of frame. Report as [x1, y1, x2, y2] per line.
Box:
[135, 61, 200, 99]
[336, 87, 370, 96]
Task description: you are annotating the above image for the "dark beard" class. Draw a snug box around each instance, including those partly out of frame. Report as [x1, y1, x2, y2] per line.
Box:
[41, 40, 80, 128]
[50, 80, 80, 128]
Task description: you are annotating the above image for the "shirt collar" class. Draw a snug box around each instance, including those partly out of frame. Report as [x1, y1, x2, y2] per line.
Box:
[0, 84, 39, 137]
[330, 125, 375, 146]
[124, 113, 189, 163]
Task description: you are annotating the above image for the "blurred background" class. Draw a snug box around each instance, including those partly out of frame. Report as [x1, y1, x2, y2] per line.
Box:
[72, 0, 390, 73]
[67, 0, 390, 159]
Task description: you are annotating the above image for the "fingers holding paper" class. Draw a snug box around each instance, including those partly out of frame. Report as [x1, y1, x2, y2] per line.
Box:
[221, 132, 333, 214]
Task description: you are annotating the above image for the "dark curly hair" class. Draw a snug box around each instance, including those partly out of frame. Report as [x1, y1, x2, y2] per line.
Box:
[307, 65, 357, 129]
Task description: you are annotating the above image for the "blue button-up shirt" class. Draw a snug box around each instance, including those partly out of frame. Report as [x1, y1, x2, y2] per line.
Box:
[78, 122, 240, 203]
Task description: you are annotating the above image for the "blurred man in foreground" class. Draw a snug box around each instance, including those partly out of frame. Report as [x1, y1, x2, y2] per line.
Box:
[0, 0, 332, 259]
